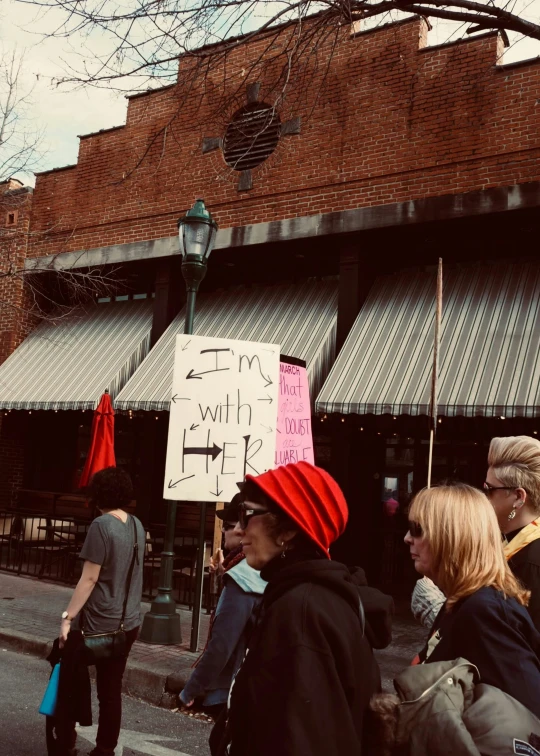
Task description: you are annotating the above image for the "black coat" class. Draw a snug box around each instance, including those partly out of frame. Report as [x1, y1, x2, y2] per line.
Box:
[46, 632, 92, 755]
[215, 555, 383, 756]
[422, 586, 540, 719]
[509, 539, 540, 632]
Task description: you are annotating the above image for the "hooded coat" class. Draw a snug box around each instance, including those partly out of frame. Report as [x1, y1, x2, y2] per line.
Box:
[368, 658, 540, 756]
[214, 554, 390, 756]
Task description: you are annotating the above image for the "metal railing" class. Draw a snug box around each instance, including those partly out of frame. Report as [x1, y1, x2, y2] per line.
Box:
[0, 510, 217, 611]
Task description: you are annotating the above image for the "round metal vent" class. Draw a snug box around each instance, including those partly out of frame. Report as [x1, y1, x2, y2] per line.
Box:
[223, 103, 281, 171]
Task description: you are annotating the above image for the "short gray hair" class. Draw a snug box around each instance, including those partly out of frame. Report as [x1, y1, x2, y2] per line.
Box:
[488, 436, 540, 513]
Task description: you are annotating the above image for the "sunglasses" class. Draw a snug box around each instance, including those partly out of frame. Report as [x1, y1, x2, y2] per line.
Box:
[238, 502, 270, 529]
[408, 520, 423, 538]
[483, 481, 516, 496]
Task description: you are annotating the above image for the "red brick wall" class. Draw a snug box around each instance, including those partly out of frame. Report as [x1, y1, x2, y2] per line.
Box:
[0, 184, 35, 365]
[0, 186, 35, 508]
[26, 18, 540, 259]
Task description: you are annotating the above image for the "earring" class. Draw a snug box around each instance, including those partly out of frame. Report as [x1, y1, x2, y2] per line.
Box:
[508, 509, 517, 521]
[280, 541, 287, 559]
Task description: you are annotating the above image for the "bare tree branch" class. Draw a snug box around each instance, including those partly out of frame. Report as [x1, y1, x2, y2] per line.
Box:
[9, 0, 537, 98]
[1, 184, 122, 327]
[0, 48, 45, 182]
[7, 0, 539, 197]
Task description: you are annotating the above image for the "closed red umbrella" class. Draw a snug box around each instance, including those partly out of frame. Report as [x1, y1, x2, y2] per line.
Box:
[79, 390, 116, 489]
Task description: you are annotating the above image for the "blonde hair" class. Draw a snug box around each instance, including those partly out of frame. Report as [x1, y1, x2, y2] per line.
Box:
[488, 436, 540, 514]
[409, 484, 529, 609]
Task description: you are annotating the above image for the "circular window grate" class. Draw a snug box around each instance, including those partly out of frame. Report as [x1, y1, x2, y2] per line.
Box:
[223, 103, 281, 171]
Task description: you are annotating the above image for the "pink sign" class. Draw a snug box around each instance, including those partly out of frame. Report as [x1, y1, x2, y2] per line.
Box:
[275, 360, 314, 466]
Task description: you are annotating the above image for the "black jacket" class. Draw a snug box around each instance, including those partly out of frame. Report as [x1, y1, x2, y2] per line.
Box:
[216, 555, 385, 756]
[46, 632, 92, 755]
[509, 539, 540, 632]
[421, 586, 540, 719]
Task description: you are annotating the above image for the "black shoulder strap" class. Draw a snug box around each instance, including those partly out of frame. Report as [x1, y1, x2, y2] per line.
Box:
[119, 516, 139, 630]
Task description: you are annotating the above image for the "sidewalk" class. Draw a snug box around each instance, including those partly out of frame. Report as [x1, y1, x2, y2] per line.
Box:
[0, 571, 210, 708]
[0, 572, 426, 706]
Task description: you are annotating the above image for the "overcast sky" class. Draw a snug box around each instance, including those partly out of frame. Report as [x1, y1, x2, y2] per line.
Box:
[2, 0, 540, 185]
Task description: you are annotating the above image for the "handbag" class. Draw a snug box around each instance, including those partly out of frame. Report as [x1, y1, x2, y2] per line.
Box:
[39, 662, 61, 717]
[82, 515, 139, 665]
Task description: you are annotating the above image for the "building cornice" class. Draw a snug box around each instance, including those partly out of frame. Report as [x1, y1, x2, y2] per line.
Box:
[25, 181, 540, 272]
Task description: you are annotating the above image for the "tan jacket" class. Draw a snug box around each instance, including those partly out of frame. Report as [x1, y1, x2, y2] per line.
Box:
[369, 658, 540, 756]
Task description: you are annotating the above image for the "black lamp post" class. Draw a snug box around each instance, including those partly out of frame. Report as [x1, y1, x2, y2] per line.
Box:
[139, 199, 218, 646]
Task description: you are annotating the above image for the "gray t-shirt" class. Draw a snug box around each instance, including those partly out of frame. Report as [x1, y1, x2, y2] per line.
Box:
[78, 513, 145, 633]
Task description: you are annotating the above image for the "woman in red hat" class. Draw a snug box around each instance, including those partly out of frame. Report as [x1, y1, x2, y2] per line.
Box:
[210, 461, 383, 756]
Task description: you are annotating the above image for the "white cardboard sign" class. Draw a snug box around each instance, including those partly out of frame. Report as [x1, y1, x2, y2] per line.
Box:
[163, 334, 280, 502]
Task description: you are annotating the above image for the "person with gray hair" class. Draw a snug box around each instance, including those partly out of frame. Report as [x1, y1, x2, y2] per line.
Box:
[486, 435, 540, 630]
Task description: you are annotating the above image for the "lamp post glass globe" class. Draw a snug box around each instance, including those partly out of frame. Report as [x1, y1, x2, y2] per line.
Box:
[178, 198, 218, 262]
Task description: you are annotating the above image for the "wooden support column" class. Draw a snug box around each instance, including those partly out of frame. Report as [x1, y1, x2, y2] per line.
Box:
[138, 259, 183, 524]
[210, 502, 224, 600]
[213, 502, 225, 555]
[151, 257, 184, 347]
[336, 242, 376, 354]
[136, 415, 160, 526]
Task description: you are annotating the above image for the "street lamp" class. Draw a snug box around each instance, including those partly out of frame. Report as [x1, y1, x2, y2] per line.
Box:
[139, 199, 218, 647]
[178, 199, 218, 335]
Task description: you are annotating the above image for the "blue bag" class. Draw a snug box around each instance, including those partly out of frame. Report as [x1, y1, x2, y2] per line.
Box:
[39, 662, 60, 717]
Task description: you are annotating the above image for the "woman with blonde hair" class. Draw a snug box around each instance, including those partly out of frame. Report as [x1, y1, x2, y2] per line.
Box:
[405, 483, 540, 717]
[486, 435, 540, 629]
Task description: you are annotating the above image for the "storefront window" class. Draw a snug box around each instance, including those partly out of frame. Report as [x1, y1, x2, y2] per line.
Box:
[380, 442, 414, 589]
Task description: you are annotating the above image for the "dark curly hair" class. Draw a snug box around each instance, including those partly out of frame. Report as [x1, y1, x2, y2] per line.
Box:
[88, 466, 134, 511]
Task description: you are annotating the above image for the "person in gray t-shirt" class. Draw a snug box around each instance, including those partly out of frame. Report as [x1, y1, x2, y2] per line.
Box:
[78, 511, 145, 633]
[58, 467, 144, 756]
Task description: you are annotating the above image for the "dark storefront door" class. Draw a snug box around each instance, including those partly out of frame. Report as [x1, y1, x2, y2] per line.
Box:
[333, 429, 491, 596]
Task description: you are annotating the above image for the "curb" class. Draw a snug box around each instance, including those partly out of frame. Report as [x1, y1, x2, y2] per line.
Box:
[0, 626, 184, 709]
[0, 627, 52, 659]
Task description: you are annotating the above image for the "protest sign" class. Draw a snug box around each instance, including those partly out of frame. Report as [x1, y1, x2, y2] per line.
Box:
[275, 355, 314, 466]
[164, 334, 280, 502]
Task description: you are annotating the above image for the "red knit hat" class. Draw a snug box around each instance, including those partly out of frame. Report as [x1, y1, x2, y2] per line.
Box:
[245, 461, 348, 558]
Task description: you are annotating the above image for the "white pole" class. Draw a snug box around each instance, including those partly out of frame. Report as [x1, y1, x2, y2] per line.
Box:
[427, 259, 443, 489]
[427, 429, 434, 489]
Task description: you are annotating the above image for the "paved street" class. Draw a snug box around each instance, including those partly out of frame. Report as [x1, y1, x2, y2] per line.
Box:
[0, 649, 212, 756]
[0, 571, 426, 697]
[0, 572, 211, 705]
[0, 570, 426, 756]
[0, 631, 426, 756]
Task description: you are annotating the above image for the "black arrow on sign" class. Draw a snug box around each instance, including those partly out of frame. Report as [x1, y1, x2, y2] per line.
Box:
[258, 394, 273, 404]
[210, 476, 223, 498]
[184, 443, 222, 462]
[260, 424, 274, 434]
[190, 423, 199, 431]
[186, 367, 230, 380]
[168, 474, 195, 489]
[171, 395, 190, 404]
[181, 340, 191, 351]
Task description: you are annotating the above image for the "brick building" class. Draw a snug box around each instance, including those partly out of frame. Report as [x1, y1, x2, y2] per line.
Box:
[0, 16, 539, 588]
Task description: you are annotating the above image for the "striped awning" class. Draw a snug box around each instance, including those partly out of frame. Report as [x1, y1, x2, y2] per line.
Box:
[316, 263, 540, 418]
[116, 279, 337, 411]
[0, 300, 153, 410]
